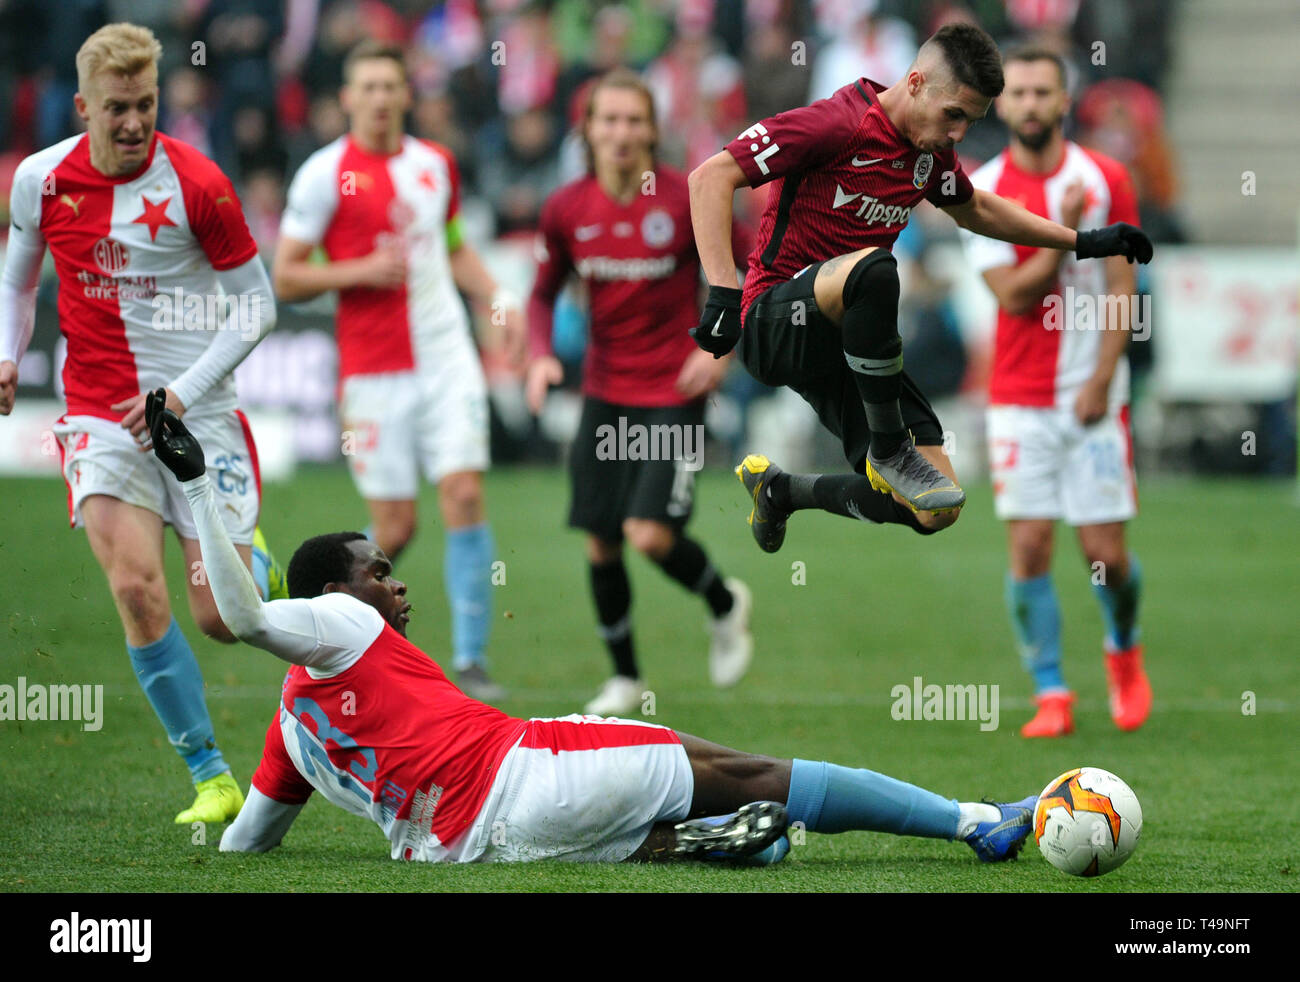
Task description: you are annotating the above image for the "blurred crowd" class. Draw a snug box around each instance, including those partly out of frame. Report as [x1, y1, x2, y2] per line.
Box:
[1, 0, 1182, 253]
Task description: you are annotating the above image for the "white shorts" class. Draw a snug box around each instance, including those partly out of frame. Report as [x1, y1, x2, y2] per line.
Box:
[339, 356, 489, 501]
[469, 714, 694, 863]
[54, 411, 261, 544]
[987, 404, 1137, 526]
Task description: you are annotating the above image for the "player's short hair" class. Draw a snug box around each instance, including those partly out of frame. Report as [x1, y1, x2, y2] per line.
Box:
[287, 532, 369, 599]
[75, 23, 163, 94]
[923, 23, 1004, 99]
[581, 67, 658, 173]
[343, 40, 408, 84]
[1003, 44, 1068, 90]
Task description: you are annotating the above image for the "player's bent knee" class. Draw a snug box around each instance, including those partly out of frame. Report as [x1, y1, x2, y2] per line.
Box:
[622, 519, 672, 558]
[842, 249, 899, 305]
[108, 570, 169, 632]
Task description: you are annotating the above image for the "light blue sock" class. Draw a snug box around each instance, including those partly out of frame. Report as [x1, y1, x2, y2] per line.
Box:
[1092, 552, 1142, 650]
[786, 759, 959, 839]
[1006, 572, 1066, 693]
[445, 522, 494, 672]
[127, 618, 227, 782]
[251, 547, 270, 601]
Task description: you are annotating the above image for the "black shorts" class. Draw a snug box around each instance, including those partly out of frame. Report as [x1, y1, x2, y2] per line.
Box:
[739, 260, 944, 473]
[568, 397, 703, 542]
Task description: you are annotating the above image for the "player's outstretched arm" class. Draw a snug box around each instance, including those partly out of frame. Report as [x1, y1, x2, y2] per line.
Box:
[946, 188, 1153, 264]
[146, 391, 365, 667]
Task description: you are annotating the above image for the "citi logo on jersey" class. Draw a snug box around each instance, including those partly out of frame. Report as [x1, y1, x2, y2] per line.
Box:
[831, 185, 912, 228]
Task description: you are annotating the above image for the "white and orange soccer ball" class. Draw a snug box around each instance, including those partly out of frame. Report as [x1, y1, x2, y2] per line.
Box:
[1033, 767, 1142, 877]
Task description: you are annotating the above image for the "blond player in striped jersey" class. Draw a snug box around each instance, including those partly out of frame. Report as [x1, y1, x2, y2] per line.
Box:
[0, 24, 280, 823]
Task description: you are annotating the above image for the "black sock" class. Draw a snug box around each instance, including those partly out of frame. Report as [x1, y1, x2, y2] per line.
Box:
[840, 252, 906, 458]
[590, 559, 637, 678]
[772, 472, 936, 534]
[653, 536, 734, 617]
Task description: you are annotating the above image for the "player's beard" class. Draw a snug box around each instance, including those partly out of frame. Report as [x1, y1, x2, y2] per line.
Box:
[1013, 122, 1055, 151]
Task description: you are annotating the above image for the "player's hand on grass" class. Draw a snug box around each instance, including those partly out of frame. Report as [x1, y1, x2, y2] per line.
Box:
[356, 243, 407, 289]
[1075, 223, 1153, 264]
[113, 386, 186, 449]
[676, 347, 729, 399]
[1073, 377, 1109, 426]
[525, 356, 564, 414]
[146, 387, 206, 481]
[690, 285, 743, 358]
[1060, 180, 1087, 230]
[0, 360, 17, 415]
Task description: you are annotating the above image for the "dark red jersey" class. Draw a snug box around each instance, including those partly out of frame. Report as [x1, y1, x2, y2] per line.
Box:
[724, 78, 974, 319]
[528, 165, 747, 408]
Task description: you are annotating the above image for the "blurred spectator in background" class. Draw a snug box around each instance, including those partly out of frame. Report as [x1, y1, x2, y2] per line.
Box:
[196, 0, 285, 176]
[742, 0, 812, 122]
[478, 107, 561, 236]
[808, 0, 915, 104]
[241, 166, 286, 255]
[551, 0, 671, 71]
[1075, 79, 1183, 243]
[37, 1, 107, 148]
[161, 67, 214, 160]
[647, 3, 748, 170]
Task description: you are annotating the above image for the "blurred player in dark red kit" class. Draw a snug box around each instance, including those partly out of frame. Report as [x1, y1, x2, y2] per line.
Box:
[522, 69, 753, 716]
[688, 23, 1152, 555]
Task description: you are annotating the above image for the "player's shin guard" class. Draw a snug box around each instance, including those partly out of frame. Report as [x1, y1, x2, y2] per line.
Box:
[1006, 573, 1066, 693]
[775, 472, 938, 534]
[127, 617, 228, 782]
[653, 536, 734, 617]
[1092, 552, 1142, 650]
[590, 558, 637, 679]
[786, 759, 959, 839]
[840, 251, 906, 459]
[445, 522, 494, 672]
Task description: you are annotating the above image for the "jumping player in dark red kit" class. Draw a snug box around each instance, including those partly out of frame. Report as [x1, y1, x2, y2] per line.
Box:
[523, 69, 754, 716]
[687, 23, 1152, 553]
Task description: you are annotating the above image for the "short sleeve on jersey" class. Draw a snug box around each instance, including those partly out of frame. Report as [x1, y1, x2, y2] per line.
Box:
[724, 89, 865, 187]
[422, 140, 461, 223]
[280, 147, 341, 245]
[165, 138, 259, 271]
[251, 714, 314, 805]
[1090, 152, 1140, 225]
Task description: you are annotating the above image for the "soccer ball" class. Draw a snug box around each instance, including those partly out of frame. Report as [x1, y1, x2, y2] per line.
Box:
[1033, 767, 1142, 877]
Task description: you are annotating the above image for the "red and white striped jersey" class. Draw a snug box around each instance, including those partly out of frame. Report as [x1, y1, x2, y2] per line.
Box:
[965, 141, 1139, 408]
[8, 132, 259, 419]
[280, 135, 467, 380]
[247, 592, 526, 862]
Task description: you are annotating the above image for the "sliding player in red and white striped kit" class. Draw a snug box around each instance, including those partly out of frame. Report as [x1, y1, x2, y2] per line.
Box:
[148, 390, 1044, 867]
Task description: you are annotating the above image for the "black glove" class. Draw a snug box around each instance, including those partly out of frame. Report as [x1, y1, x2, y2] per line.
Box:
[146, 388, 206, 481]
[1075, 223, 1154, 264]
[690, 285, 743, 358]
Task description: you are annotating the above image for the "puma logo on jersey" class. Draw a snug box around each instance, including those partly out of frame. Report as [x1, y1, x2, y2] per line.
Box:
[59, 194, 85, 217]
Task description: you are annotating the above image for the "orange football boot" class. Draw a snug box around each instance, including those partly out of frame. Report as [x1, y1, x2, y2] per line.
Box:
[1020, 691, 1075, 738]
[1106, 642, 1152, 731]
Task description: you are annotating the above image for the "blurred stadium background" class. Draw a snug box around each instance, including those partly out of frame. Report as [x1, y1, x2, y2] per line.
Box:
[0, 0, 1295, 483]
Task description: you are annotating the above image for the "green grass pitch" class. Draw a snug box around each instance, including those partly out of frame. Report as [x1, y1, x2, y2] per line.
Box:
[2, 467, 1296, 892]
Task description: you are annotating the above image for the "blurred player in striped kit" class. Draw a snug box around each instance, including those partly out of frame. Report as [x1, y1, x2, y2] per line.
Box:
[522, 70, 753, 716]
[963, 47, 1150, 736]
[273, 42, 516, 701]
